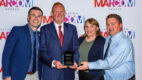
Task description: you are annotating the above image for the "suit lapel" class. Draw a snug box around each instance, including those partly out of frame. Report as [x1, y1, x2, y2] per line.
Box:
[50, 22, 61, 46]
[50, 22, 69, 48]
[62, 23, 69, 48]
[24, 24, 32, 47]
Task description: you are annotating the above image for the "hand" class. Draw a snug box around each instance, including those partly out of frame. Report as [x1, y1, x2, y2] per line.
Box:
[53, 60, 67, 69]
[77, 62, 89, 70]
[4, 77, 11, 80]
[69, 62, 78, 69]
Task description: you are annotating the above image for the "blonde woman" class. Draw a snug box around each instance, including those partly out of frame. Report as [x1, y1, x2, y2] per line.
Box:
[78, 18, 105, 80]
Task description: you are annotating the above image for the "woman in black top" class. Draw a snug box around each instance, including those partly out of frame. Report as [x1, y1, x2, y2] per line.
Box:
[78, 18, 105, 80]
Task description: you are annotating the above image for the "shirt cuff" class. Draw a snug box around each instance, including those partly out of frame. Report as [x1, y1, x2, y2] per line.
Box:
[88, 62, 96, 70]
[51, 60, 56, 68]
[3, 76, 11, 79]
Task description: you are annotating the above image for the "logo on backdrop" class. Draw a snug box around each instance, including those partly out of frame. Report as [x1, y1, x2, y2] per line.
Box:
[65, 12, 85, 24]
[94, 0, 135, 7]
[0, 31, 10, 40]
[94, 0, 135, 10]
[0, 29, 10, 40]
[0, 0, 33, 10]
[123, 28, 135, 40]
[43, 12, 86, 25]
[101, 28, 135, 40]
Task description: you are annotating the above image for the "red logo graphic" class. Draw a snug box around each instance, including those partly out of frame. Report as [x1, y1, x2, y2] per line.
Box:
[0, 32, 10, 40]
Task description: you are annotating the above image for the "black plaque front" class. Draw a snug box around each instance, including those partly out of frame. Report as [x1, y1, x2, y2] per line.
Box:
[63, 51, 74, 67]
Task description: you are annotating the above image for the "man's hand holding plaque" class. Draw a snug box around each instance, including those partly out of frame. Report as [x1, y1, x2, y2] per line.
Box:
[69, 62, 78, 69]
[53, 60, 67, 69]
[77, 62, 89, 70]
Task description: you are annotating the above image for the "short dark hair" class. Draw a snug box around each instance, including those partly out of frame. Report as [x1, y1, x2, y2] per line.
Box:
[106, 14, 122, 24]
[28, 7, 43, 16]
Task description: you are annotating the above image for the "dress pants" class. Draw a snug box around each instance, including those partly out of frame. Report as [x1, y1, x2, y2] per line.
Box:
[25, 71, 39, 80]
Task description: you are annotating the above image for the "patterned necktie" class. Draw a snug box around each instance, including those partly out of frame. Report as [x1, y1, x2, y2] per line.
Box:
[104, 38, 111, 59]
[59, 26, 63, 47]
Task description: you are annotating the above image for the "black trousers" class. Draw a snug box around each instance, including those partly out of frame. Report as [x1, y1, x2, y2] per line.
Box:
[79, 71, 104, 80]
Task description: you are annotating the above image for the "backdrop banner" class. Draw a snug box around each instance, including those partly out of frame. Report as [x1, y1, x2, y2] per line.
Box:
[0, 0, 141, 80]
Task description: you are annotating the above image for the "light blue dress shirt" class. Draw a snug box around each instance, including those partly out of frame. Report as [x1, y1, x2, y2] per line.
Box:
[88, 31, 135, 80]
[28, 25, 39, 72]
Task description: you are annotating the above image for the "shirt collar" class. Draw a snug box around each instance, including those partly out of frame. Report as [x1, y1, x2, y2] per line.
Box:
[28, 24, 37, 33]
[111, 31, 123, 41]
[54, 21, 64, 28]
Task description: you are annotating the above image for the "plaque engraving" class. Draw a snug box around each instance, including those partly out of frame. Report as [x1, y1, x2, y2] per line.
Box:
[63, 51, 74, 66]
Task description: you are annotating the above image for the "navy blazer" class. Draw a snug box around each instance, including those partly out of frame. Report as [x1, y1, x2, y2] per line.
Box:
[79, 36, 105, 80]
[2, 24, 42, 80]
[40, 22, 79, 80]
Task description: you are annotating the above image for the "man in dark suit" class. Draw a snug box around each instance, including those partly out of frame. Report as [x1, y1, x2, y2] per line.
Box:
[40, 2, 79, 80]
[2, 7, 43, 80]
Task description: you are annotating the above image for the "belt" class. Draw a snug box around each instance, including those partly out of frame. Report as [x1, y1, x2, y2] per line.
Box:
[128, 75, 135, 80]
[27, 72, 34, 75]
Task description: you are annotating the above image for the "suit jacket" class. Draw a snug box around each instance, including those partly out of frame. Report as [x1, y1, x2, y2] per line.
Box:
[40, 22, 79, 80]
[79, 36, 105, 80]
[2, 24, 42, 80]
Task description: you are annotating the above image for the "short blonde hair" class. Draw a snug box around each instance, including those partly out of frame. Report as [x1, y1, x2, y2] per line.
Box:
[52, 2, 65, 12]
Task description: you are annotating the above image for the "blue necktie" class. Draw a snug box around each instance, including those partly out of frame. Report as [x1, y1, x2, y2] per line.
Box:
[32, 32, 37, 73]
[104, 38, 111, 59]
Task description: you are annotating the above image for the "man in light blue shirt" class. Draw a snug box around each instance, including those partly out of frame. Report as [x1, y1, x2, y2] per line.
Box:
[78, 14, 135, 80]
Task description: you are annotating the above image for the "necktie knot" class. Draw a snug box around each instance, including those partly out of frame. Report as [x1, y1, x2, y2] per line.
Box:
[34, 32, 36, 37]
[59, 26, 62, 30]
[108, 38, 112, 44]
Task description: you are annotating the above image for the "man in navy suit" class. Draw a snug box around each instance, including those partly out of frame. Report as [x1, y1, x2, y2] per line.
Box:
[2, 7, 43, 80]
[40, 2, 79, 80]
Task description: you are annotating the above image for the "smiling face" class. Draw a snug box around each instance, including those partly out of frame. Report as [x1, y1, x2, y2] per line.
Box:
[106, 17, 122, 36]
[51, 4, 65, 25]
[84, 22, 98, 37]
[27, 9, 42, 31]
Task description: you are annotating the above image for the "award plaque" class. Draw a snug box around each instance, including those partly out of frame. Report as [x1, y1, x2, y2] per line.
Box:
[63, 51, 74, 66]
